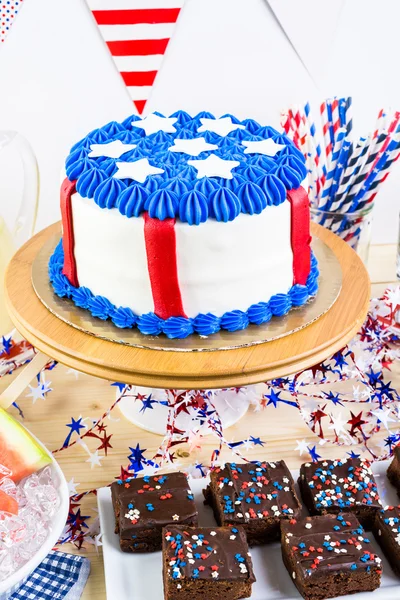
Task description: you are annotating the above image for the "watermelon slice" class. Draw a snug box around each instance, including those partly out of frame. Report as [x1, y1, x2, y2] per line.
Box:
[0, 408, 52, 483]
[0, 489, 18, 515]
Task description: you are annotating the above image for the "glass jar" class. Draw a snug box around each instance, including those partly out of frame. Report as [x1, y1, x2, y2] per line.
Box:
[310, 205, 373, 265]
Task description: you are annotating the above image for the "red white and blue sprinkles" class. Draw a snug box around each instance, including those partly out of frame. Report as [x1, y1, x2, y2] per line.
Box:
[164, 527, 252, 582]
[282, 514, 382, 579]
[301, 458, 381, 511]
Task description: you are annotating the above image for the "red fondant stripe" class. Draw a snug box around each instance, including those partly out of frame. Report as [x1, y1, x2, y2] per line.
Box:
[120, 70, 158, 86]
[286, 187, 311, 286]
[60, 178, 79, 288]
[92, 8, 181, 26]
[106, 38, 169, 56]
[143, 212, 187, 320]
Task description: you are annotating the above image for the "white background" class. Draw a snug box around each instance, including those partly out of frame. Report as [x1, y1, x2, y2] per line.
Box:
[0, 0, 399, 243]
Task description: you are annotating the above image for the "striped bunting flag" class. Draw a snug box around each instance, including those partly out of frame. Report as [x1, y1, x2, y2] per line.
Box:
[86, 0, 185, 115]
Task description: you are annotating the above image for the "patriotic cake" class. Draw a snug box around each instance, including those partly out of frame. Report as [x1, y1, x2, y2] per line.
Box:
[49, 111, 319, 339]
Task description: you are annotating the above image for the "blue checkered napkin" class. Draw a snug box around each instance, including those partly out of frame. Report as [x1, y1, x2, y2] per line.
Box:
[10, 551, 90, 600]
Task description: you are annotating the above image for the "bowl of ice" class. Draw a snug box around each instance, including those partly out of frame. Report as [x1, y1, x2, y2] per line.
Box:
[0, 410, 69, 598]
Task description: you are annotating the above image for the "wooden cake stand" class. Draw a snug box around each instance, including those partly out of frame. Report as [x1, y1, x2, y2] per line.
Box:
[1, 221, 370, 405]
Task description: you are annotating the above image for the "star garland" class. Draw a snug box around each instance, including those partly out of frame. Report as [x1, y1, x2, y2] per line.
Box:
[2, 287, 399, 549]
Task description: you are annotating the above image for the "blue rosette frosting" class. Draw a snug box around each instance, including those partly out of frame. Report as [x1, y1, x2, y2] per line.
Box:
[258, 174, 287, 206]
[94, 178, 126, 209]
[147, 189, 179, 220]
[49, 241, 319, 339]
[50, 273, 71, 298]
[70, 286, 92, 309]
[87, 295, 114, 320]
[179, 190, 208, 225]
[76, 167, 106, 198]
[162, 317, 194, 339]
[111, 307, 137, 328]
[272, 164, 302, 190]
[269, 293, 292, 316]
[247, 302, 272, 325]
[209, 188, 241, 222]
[64, 110, 312, 224]
[236, 182, 267, 215]
[137, 313, 163, 336]
[117, 184, 150, 217]
[193, 313, 221, 336]
[289, 284, 309, 307]
[220, 310, 249, 332]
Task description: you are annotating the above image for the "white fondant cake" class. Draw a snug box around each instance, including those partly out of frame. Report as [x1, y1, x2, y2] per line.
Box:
[50, 111, 318, 339]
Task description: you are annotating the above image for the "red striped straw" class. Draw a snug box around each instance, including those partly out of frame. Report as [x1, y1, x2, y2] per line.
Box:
[320, 101, 332, 160]
[369, 111, 400, 172]
[373, 108, 386, 139]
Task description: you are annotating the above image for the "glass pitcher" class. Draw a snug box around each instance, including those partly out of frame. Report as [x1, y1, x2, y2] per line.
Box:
[0, 131, 39, 336]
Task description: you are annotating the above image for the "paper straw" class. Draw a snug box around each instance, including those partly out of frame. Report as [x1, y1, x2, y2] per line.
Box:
[373, 108, 386, 139]
[355, 134, 400, 209]
[345, 97, 353, 137]
[305, 102, 326, 193]
[332, 136, 370, 212]
[331, 97, 341, 140]
[351, 128, 400, 209]
[326, 139, 352, 209]
[344, 131, 387, 208]
[320, 101, 333, 161]
[280, 110, 291, 135]
[318, 127, 346, 209]
[369, 111, 400, 172]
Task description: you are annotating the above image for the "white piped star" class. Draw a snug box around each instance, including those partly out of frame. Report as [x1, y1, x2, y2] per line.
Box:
[197, 117, 245, 137]
[242, 138, 285, 157]
[88, 140, 137, 159]
[132, 113, 177, 136]
[169, 137, 218, 156]
[113, 158, 164, 183]
[188, 154, 239, 179]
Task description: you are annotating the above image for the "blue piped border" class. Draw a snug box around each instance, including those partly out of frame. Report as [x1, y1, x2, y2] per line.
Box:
[49, 241, 319, 339]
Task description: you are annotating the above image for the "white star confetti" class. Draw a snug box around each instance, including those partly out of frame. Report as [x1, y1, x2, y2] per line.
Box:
[294, 440, 309, 456]
[172, 514, 180, 521]
[88, 140, 137, 159]
[86, 450, 103, 469]
[113, 158, 164, 183]
[26, 380, 52, 404]
[188, 154, 239, 179]
[197, 116, 245, 137]
[372, 408, 395, 430]
[169, 137, 218, 156]
[67, 478, 80, 496]
[242, 138, 285, 157]
[132, 113, 177, 136]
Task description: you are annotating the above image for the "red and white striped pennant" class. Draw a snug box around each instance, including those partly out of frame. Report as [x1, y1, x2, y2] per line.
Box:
[86, 0, 185, 115]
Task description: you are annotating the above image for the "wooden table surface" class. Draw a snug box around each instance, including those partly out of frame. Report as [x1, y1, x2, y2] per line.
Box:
[0, 244, 398, 600]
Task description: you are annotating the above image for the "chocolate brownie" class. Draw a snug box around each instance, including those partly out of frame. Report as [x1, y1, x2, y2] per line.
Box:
[298, 458, 381, 529]
[111, 472, 198, 552]
[373, 504, 400, 576]
[203, 461, 302, 545]
[387, 446, 400, 496]
[162, 525, 255, 600]
[281, 513, 382, 600]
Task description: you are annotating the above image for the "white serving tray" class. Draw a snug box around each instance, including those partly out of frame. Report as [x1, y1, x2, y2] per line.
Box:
[97, 460, 400, 600]
[0, 430, 70, 599]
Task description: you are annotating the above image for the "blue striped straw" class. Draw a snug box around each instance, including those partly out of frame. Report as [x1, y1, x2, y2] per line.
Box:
[327, 139, 352, 207]
[318, 127, 347, 209]
[350, 124, 400, 210]
[338, 97, 353, 138]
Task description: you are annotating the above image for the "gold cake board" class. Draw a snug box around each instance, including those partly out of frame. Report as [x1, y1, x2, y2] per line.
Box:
[3, 222, 370, 392]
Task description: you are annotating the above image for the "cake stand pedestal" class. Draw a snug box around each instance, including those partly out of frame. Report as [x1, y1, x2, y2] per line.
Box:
[1, 222, 370, 433]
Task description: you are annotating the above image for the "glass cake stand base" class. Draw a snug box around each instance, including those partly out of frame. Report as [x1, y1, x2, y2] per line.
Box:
[118, 387, 250, 435]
